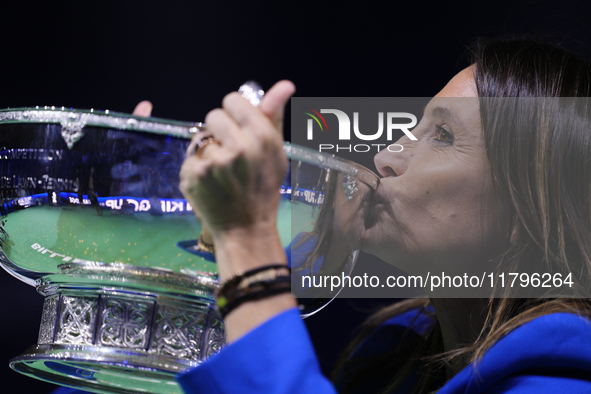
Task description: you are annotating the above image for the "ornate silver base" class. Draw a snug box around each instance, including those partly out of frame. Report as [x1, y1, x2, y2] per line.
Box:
[10, 263, 225, 394]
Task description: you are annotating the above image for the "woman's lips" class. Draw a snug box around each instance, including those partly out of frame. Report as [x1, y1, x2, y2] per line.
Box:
[365, 181, 386, 229]
[371, 180, 391, 206]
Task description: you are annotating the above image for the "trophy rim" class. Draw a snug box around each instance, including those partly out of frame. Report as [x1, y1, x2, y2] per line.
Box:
[285, 143, 380, 190]
[10, 343, 195, 394]
[0, 106, 380, 188]
[0, 106, 205, 139]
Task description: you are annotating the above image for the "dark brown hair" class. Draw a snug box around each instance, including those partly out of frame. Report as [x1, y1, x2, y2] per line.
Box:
[334, 37, 591, 394]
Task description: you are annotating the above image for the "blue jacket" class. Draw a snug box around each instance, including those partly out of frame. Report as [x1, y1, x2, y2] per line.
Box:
[51, 307, 591, 393]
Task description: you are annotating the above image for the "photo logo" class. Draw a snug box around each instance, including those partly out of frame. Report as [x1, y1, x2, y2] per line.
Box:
[303, 108, 329, 134]
[304, 108, 417, 153]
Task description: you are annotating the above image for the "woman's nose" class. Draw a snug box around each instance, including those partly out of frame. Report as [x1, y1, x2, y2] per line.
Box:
[374, 138, 409, 177]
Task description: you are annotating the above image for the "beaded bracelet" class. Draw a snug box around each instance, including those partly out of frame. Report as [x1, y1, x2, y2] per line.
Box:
[215, 264, 290, 300]
[215, 264, 292, 319]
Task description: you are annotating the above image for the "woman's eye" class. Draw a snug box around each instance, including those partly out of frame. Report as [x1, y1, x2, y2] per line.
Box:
[435, 125, 454, 144]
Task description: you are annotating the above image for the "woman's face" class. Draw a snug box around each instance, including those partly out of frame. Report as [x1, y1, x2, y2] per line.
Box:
[362, 67, 509, 274]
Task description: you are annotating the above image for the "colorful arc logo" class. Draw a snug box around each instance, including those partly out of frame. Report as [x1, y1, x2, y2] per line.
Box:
[303, 108, 329, 131]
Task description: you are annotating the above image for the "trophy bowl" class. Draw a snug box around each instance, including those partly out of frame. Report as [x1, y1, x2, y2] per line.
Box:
[0, 106, 379, 393]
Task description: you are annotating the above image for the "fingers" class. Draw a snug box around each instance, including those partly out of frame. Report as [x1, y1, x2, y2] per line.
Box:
[222, 92, 265, 127]
[132, 100, 153, 117]
[204, 108, 241, 143]
[221, 80, 295, 131]
[186, 133, 223, 160]
[186, 80, 296, 164]
[260, 80, 296, 131]
[179, 81, 293, 238]
[183, 79, 294, 178]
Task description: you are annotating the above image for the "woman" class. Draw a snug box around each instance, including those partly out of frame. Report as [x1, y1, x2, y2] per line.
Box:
[49, 37, 591, 393]
[175, 37, 591, 394]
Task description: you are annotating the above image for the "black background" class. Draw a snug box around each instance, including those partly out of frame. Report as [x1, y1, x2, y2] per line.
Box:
[1, 1, 591, 393]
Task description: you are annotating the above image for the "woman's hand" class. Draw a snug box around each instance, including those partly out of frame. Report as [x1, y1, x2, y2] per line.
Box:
[179, 80, 297, 342]
[180, 81, 294, 233]
[180, 81, 295, 277]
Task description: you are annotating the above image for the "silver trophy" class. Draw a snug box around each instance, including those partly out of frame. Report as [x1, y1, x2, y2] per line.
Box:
[0, 84, 379, 393]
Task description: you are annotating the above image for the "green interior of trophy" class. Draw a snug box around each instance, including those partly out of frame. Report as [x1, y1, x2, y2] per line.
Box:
[2, 199, 302, 276]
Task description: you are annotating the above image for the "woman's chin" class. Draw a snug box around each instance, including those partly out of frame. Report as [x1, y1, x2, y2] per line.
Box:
[361, 232, 399, 264]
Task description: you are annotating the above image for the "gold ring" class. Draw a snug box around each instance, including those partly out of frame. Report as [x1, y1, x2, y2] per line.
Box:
[195, 135, 220, 158]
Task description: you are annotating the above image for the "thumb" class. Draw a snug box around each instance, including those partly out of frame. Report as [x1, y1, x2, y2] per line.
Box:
[259, 80, 296, 131]
[132, 100, 153, 117]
